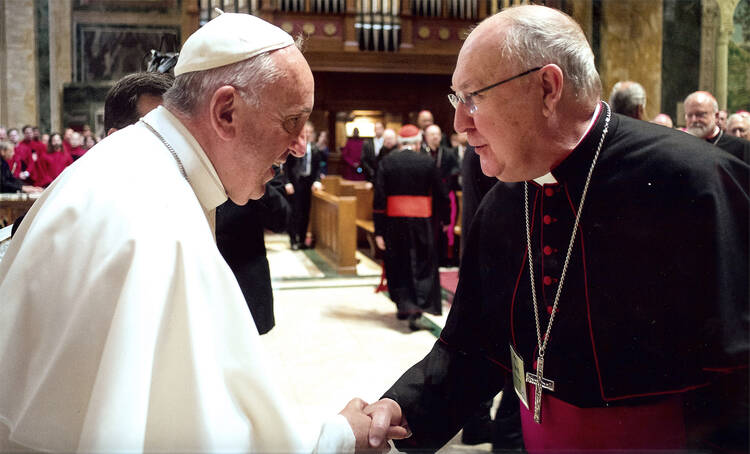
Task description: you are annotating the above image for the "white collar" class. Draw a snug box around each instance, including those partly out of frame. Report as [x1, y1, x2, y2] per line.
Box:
[533, 102, 602, 186]
[141, 106, 228, 213]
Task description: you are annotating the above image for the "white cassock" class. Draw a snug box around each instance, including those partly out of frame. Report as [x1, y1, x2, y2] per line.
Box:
[0, 106, 355, 453]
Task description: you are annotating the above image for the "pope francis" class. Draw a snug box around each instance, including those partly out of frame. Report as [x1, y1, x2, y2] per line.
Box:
[0, 11, 404, 453]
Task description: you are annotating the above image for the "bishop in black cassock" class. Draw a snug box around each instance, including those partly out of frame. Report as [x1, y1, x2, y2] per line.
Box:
[383, 105, 749, 452]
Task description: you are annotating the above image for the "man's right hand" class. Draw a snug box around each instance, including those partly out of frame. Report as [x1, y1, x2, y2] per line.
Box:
[285, 183, 295, 195]
[375, 236, 386, 251]
[21, 185, 42, 193]
[363, 398, 410, 448]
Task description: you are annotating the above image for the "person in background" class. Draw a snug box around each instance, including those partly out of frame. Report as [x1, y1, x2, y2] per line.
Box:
[609, 80, 646, 120]
[316, 130, 330, 175]
[651, 113, 673, 128]
[374, 124, 449, 330]
[84, 135, 98, 151]
[284, 121, 323, 250]
[717, 109, 728, 131]
[684, 90, 750, 163]
[727, 112, 750, 140]
[33, 132, 73, 187]
[361, 121, 385, 182]
[0, 141, 43, 194]
[340, 127, 366, 181]
[7, 129, 19, 147]
[69, 132, 86, 161]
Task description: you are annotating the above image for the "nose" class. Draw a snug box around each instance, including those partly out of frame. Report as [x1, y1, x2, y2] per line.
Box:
[453, 103, 475, 134]
[289, 129, 307, 158]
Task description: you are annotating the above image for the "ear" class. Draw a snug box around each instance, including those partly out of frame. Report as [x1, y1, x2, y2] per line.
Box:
[209, 85, 240, 142]
[637, 104, 645, 120]
[539, 64, 564, 117]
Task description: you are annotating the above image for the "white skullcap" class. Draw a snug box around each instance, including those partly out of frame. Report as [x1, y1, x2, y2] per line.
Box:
[174, 12, 294, 76]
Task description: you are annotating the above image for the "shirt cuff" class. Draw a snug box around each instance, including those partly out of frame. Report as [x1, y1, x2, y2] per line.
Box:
[312, 414, 355, 454]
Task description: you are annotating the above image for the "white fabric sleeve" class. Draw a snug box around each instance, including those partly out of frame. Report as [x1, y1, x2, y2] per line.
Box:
[312, 414, 355, 454]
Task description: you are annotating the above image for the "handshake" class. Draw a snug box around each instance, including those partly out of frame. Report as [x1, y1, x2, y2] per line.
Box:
[339, 397, 409, 452]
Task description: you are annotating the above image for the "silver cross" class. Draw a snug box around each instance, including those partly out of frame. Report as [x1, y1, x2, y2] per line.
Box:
[525, 355, 555, 423]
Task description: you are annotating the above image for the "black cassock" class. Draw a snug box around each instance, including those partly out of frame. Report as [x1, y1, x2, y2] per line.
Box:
[374, 149, 450, 316]
[216, 172, 290, 334]
[384, 107, 749, 451]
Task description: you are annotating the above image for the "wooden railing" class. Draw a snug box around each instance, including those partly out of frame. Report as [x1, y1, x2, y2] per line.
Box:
[0, 193, 41, 228]
[310, 176, 358, 274]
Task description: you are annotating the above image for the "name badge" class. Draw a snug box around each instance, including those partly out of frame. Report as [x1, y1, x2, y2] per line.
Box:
[510, 344, 530, 410]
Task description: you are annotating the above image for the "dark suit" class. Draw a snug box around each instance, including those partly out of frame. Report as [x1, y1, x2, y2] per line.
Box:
[283, 144, 323, 247]
[216, 171, 290, 334]
[362, 138, 395, 182]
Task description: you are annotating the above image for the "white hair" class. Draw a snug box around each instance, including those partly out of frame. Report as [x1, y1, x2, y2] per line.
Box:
[164, 50, 284, 117]
[609, 81, 646, 118]
[499, 6, 601, 103]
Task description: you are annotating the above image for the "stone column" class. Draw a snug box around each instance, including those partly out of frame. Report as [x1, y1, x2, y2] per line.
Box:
[599, 1, 664, 120]
[699, 0, 718, 94]
[1, 0, 39, 129]
[49, 0, 72, 132]
[715, 0, 739, 110]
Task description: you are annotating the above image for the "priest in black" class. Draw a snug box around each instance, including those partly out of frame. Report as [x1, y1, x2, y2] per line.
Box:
[216, 170, 289, 334]
[364, 6, 748, 453]
[373, 124, 450, 328]
[684, 90, 750, 164]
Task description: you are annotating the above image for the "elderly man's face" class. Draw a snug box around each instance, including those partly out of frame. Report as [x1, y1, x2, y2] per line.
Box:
[684, 96, 718, 139]
[232, 46, 314, 203]
[425, 125, 442, 150]
[8, 130, 19, 144]
[452, 19, 539, 182]
[383, 130, 397, 149]
[728, 116, 749, 140]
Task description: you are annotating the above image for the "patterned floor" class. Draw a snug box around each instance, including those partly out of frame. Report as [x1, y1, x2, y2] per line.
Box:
[261, 233, 493, 452]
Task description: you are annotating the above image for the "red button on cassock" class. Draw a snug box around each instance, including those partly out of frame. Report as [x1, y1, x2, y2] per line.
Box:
[547, 306, 554, 315]
[545, 188, 554, 197]
[543, 215, 552, 224]
[543, 276, 552, 285]
[543, 246, 553, 255]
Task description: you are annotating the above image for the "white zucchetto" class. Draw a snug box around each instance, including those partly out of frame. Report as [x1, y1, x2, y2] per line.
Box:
[174, 12, 294, 76]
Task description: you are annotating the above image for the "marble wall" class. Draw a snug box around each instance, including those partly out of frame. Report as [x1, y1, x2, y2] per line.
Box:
[1, 0, 39, 129]
[599, 1, 664, 122]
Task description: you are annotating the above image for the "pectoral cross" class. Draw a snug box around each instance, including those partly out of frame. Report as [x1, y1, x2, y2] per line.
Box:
[525, 355, 555, 424]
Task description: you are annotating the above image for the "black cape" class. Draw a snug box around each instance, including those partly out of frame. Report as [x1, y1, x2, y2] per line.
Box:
[384, 107, 749, 450]
[374, 149, 450, 316]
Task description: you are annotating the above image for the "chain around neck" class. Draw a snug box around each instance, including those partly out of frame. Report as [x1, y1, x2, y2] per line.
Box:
[140, 119, 190, 183]
[523, 102, 611, 358]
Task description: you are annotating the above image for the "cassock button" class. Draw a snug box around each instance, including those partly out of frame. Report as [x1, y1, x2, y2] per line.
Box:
[547, 306, 554, 315]
[543, 276, 552, 285]
[543, 215, 552, 225]
[544, 188, 554, 197]
[543, 246, 553, 255]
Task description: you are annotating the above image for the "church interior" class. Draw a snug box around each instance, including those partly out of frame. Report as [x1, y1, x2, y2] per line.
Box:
[0, 0, 748, 451]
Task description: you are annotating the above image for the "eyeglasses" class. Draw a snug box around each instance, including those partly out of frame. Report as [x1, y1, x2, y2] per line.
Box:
[448, 66, 542, 114]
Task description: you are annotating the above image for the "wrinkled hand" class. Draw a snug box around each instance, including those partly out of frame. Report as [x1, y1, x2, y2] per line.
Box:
[339, 398, 375, 452]
[364, 182, 373, 190]
[285, 183, 295, 195]
[364, 398, 410, 449]
[312, 181, 323, 192]
[375, 236, 386, 251]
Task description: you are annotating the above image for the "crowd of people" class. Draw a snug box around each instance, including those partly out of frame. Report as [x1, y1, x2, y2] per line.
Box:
[0, 4, 747, 454]
[0, 124, 99, 193]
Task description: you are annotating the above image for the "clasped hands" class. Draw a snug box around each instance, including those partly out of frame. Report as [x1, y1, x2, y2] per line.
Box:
[339, 398, 408, 452]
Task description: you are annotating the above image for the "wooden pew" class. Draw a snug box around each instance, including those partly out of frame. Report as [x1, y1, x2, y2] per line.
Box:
[353, 185, 376, 258]
[0, 193, 41, 228]
[310, 176, 358, 275]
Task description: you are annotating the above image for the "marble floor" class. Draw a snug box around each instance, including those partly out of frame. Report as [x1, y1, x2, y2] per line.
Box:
[259, 234, 492, 453]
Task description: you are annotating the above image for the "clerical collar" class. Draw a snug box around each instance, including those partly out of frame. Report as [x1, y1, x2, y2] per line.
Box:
[705, 127, 722, 145]
[534, 102, 601, 186]
[140, 106, 227, 213]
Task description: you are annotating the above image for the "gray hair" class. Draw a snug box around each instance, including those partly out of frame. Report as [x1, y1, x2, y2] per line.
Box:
[498, 6, 601, 103]
[163, 52, 282, 117]
[609, 81, 646, 118]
